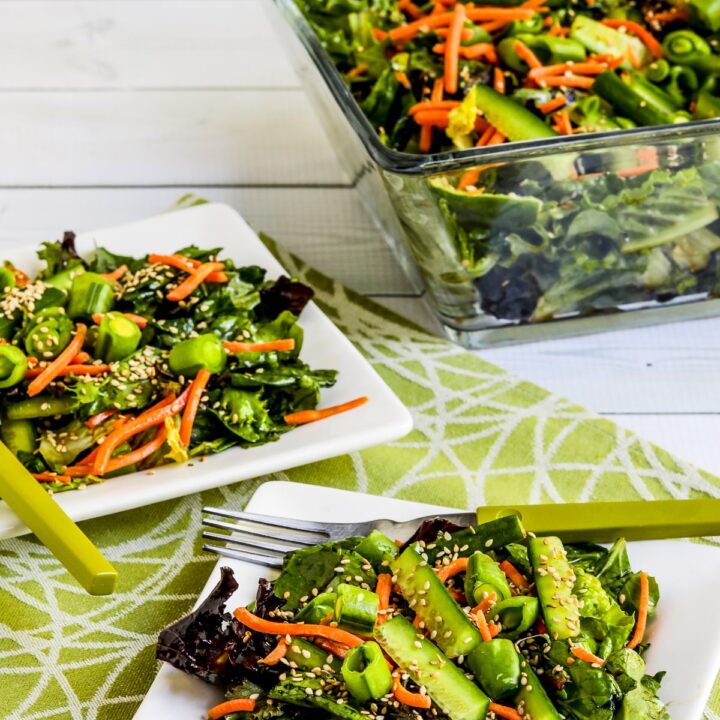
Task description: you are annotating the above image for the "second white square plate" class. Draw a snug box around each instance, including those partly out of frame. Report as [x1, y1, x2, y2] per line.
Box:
[135, 481, 720, 720]
[0, 204, 412, 538]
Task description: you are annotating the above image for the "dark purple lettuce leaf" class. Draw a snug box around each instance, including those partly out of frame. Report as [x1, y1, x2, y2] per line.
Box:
[401, 518, 464, 551]
[255, 276, 314, 320]
[61, 231, 80, 259]
[156, 568, 285, 688]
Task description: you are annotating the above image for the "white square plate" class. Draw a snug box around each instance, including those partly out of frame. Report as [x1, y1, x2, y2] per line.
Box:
[134, 481, 720, 720]
[0, 204, 412, 538]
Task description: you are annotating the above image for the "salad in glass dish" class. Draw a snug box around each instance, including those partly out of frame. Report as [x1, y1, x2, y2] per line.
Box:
[156, 514, 666, 719]
[279, 0, 720, 336]
[0, 233, 365, 492]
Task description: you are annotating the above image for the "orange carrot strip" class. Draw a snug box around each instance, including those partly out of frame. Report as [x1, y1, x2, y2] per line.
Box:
[9, 266, 29, 288]
[458, 168, 482, 190]
[494, 67, 506, 93]
[529, 62, 607, 78]
[432, 42, 499, 61]
[413, 108, 451, 125]
[376, 573, 392, 626]
[315, 637, 351, 658]
[33, 472, 71, 484]
[419, 78, 444, 153]
[92, 312, 148, 329]
[180, 368, 211, 446]
[471, 591, 497, 616]
[436, 27, 474, 40]
[571, 646, 606, 666]
[537, 94, 567, 113]
[467, 8, 536, 21]
[626, 572, 650, 649]
[72, 351, 90, 364]
[207, 698, 256, 719]
[398, 0, 424, 19]
[476, 124, 497, 146]
[486, 129, 506, 146]
[627, 44, 643, 69]
[27, 324, 87, 397]
[372, 27, 388, 40]
[284, 397, 368, 425]
[395, 70, 412, 89]
[489, 622, 501, 638]
[408, 100, 461, 115]
[260, 638, 289, 665]
[499, 560, 530, 589]
[435, 557, 469, 583]
[100, 265, 128, 282]
[601, 19, 663, 58]
[514, 39, 543, 69]
[388, 12, 455, 41]
[75, 418, 128, 468]
[444, 3, 466, 94]
[346, 64, 369, 79]
[223, 339, 295, 353]
[554, 109, 573, 135]
[148, 253, 228, 283]
[488, 703, 523, 720]
[479, 19, 511, 32]
[648, 7, 688, 23]
[93, 390, 188, 474]
[392, 670, 432, 709]
[167, 261, 225, 302]
[85, 409, 117, 429]
[539, 75, 595, 88]
[474, 606, 494, 642]
[234, 607, 364, 647]
[25, 363, 110, 380]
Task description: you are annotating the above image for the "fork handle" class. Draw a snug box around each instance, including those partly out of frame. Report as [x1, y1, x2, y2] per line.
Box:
[474, 499, 720, 543]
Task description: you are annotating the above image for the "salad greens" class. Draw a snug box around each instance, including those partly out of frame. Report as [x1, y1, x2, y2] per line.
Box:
[0, 234, 342, 491]
[291, 0, 720, 324]
[157, 515, 668, 720]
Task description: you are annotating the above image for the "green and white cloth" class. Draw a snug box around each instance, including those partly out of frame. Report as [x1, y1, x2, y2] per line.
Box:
[0, 231, 718, 719]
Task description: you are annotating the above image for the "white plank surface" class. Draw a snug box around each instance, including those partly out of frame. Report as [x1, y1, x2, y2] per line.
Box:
[0, 0, 718, 482]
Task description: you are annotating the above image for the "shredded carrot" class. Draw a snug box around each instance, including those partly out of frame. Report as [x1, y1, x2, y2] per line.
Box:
[392, 670, 432, 709]
[223, 339, 295, 353]
[648, 7, 688, 23]
[627, 571, 650, 649]
[372, 27, 388, 41]
[486, 129, 506, 146]
[601, 19, 663, 59]
[435, 557, 469, 583]
[72, 351, 90, 364]
[458, 168, 482, 190]
[418, 78, 444, 153]
[529, 61, 608, 79]
[476, 124, 497, 147]
[471, 591, 497, 616]
[207, 698, 256, 719]
[345, 66, 368, 79]
[538, 94, 567, 113]
[432, 42, 498, 62]
[537, 617, 548, 634]
[435, 27, 474, 40]
[395, 70, 412, 89]
[27, 324, 87, 397]
[514, 40, 543, 70]
[179, 369, 211, 446]
[494, 67, 506, 94]
[408, 100, 460, 115]
[488, 703, 523, 720]
[571, 646, 606, 666]
[376, 573, 392, 626]
[414, 110, 452, 128]
[489, 622, 501, 638]
[25, 363, 110, 379]
[315, 637, 351, 658]
[547, 23, 570, 36]
[92, 312, 148, 329]
[100, 265, 128, 282]
[10, 266, 30, 288]
[148, 253, 228, 283]
[539, 75, 595, 89]
[627, 44, 643, 69]
[444, 3, 466, 94]
[85, 409, 117, 429]
[499, 560, 530, 589]
[553, 109, 574, 135]
[591, 52, 624, 68]
[467, 8, 537, 21]
[167, 261, 225, 302]
[93, 390, 189, 475]
[260, 638, 289, 665]
[474, 606, 494, 642]
[234, 607, 364, 647]
[398, 0, 424, 19]
[450, 588, 466, 603]
[284, 396, 368, 425]
[33, 472, 71, 484]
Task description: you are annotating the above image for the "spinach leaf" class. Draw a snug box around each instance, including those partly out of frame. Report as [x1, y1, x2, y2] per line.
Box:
[619, 572, 660, 619]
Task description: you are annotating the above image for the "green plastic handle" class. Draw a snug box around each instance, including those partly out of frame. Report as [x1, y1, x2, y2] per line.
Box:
[475, 499, 720, 543]
[0, 442, 117, 595]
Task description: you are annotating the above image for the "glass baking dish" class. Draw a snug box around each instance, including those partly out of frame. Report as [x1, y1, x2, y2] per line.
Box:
[268, 0, 720, 347]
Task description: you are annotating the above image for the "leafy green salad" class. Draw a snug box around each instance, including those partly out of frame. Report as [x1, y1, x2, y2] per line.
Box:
[157, 514, 667, 720]
[0, 233, 356, 491]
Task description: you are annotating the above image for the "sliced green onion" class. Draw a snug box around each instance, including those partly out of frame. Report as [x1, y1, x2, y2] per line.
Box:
[341, 641, 393, 703]
[95, 312, 142, 362]
[0, 345, 28, 389]
[168, 333, 227, 378]
[335, 583, 380, 635]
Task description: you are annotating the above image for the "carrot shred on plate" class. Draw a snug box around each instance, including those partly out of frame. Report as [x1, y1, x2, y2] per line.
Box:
[376, 573, 393, 626]
[207, 698, 256, 719]
[392, 670, 432, 709]
[471, 591, 498, 616]
[514, 39, 543, 69]
[223, 339, 295, 353]
[179, 369, 211, 446]
[601, 18, 663, 58]
[148, 253, 228, 283]
[444, 3, 466, 94]
[260, 638, 289, 665]
[100, 265, 128, 282]
[27, 324, 87, 397]
[25, 363, 110, 380]
[499, 560, 530, 589]
[538, 94, 568, 113]
[435, 557, 468, 583]
[488, 703, 523, 720]
[626, 571, 650, 649]
[167, 261, 225, 302]
[284, 397, 368, 425]
[571, 645, 606, 666]
[33, 472, 71, 484]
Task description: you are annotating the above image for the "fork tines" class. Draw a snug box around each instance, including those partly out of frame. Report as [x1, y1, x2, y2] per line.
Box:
[201, 506, 330, 568]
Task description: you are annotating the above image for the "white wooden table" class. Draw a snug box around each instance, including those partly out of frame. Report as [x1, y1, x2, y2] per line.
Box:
[2, 0, 719, 476]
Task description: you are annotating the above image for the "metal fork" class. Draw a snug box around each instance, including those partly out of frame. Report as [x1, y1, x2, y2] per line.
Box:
[201, 506, 475, 568]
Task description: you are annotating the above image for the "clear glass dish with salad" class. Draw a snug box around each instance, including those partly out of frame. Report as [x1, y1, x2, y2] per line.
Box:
[269, 0, 720, 346]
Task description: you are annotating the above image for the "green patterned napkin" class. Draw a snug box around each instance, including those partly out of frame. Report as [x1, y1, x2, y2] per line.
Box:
[0, 232, 718, 720]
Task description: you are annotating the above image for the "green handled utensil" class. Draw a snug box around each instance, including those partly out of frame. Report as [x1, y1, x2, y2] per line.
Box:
[475, 498, 720, 543]
[0, 442, 117, 595]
